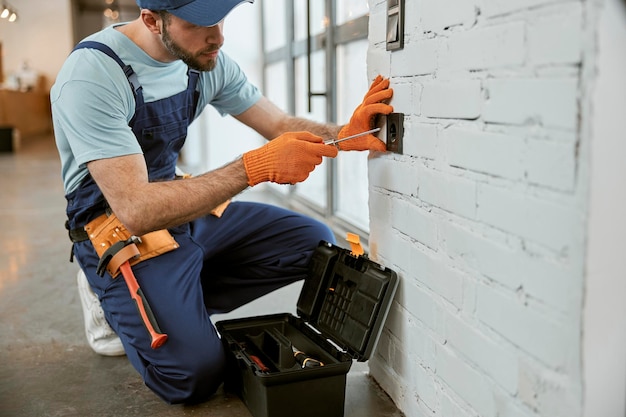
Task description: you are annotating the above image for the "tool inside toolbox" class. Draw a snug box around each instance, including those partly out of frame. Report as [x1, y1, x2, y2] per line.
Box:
[225, 320, 336, 374]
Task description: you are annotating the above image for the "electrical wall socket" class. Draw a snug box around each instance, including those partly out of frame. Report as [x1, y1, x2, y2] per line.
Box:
[378, 113, 404, 154]
[386, 0, 405, 51]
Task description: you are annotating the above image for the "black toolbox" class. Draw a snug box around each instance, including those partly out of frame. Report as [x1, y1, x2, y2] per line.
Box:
[215, 240, 398, 417]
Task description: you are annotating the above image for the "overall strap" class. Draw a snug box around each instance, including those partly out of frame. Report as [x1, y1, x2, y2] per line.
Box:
[187, 69, 200, 88]
[186, 69, 201, 118]
[72, 41, 142, 98]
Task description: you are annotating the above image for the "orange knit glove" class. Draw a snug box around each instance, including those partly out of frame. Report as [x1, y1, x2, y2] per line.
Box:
[243, 132, 338, 186]
[338, 75, 394, 151]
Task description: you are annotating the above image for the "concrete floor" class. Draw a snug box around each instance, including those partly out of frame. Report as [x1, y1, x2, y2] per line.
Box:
[0, 134, 404, 417]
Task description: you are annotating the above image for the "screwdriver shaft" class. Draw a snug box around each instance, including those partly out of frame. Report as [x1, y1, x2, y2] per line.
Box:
[324, 127, 381, 146]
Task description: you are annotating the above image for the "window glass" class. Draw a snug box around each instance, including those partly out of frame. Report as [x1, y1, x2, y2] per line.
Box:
[336, 0, 370, 25]
[265, 61, 288, 112]
[294, 148, 330, 209]
[335, 40, 370, 230]
[262, 0, 287, 51]
[293, 53, 328, 209]
[294, 0, 328, 41]
[294, 53, 326, 120]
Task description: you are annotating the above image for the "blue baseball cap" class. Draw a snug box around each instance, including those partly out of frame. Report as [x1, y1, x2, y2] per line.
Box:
[136, 0, 253, 27]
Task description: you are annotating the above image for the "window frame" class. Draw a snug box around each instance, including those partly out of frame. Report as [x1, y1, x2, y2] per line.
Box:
[260, 0, 371, 243]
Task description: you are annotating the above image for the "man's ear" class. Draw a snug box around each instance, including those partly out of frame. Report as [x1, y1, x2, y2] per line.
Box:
[140, 10, 162, 34]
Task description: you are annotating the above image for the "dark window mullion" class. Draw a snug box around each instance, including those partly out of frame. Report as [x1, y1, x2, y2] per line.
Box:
[326, 0, 337, 219]
[286, 2, 295, 115]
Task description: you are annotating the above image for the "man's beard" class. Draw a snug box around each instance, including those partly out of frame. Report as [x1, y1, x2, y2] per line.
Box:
[161, 23, 219, 72]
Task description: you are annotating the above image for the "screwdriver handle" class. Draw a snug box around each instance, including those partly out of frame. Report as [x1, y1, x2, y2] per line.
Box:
[249, 354, 271, 373]
[293, 349, 324, 368]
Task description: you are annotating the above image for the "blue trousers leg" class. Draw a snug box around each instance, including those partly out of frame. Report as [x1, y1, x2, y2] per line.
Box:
[193, 201, 336, 314]
[74, 202, 335, 404]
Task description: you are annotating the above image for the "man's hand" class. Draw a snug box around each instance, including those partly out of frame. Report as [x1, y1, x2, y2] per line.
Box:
[243, 132, 338, 186]
[338, 75, 394, 152]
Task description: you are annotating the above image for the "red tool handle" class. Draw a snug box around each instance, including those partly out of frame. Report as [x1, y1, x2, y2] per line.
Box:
[249, 354, 270, 373]
[119, 261, 168, 349]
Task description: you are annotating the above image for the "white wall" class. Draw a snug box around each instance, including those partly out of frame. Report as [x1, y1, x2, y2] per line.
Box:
[364, 0, 623, 416]
[0, 0, 73, 90]
[583, 0, 626, 416]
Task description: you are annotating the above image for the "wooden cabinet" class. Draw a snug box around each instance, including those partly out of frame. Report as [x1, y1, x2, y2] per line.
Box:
[0, 89, 52, 138]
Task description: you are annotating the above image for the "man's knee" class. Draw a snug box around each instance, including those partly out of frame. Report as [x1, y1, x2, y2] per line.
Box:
[144, 343, 226, 404]
[309, 219, 335, 245]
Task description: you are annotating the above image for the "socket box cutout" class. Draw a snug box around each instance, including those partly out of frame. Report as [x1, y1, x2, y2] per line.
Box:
[386, 113, 404, 154]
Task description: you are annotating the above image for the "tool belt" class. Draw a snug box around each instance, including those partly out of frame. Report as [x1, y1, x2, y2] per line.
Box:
[66, 172, 228, 273]
[76, 213, 179, 278]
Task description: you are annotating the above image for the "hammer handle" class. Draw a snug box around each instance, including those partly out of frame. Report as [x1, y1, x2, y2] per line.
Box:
[119, 261, 168, 349]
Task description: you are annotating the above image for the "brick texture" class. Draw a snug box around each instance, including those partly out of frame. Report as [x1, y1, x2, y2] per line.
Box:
[366, 0, 589, 416]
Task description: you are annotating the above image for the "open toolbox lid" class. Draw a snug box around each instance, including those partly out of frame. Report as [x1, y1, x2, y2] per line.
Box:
[297, 239, 398, 362]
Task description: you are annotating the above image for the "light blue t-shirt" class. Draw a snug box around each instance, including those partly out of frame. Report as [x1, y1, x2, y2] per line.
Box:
[51, 23, 262, 194]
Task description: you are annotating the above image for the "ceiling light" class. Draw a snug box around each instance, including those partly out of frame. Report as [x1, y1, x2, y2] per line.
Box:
[0, 3, 17, 22]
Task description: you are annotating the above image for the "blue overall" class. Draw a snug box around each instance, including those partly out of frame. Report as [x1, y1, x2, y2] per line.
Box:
[65, 42, 335, 404]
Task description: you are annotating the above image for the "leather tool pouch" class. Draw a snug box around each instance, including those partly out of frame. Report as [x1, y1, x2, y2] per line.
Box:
[85, 213, 179, 278]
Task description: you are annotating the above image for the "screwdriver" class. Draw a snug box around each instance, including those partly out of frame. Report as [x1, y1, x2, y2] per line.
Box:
[324, 127, 381, 146]
[292, 345, 324, 368]
[249, 354, 270, 373]
[239, 342, 271, 373]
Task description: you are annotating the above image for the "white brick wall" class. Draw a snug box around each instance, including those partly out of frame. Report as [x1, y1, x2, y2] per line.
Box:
[364, 0, 605, 416]
[422, 80, 483, 119]
[483, 78, 579, 129]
